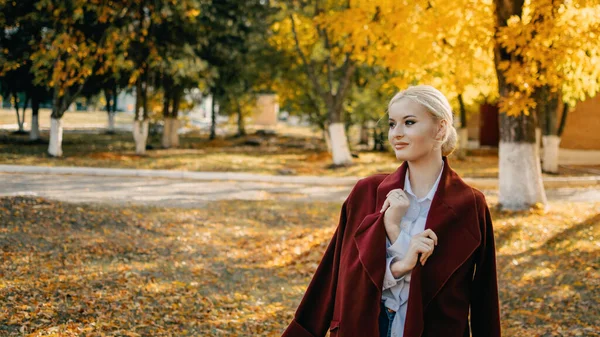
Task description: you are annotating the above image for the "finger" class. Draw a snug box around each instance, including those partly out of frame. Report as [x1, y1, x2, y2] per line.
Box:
[421, 249, 434, 264]
[413, 238, 433, 253]
[423, 248, 435, 264]
[422, 253, 432, 265]
[380, 199, 390, 213]
[415, 242, 431, 255]
[387, 189, 400, 197]
[421, 237, 435, 250]
[420, 250, 431, 265]
[417, 237, 435, 246]
[420, 247, 434, 265]
[423, 229, 438, 246]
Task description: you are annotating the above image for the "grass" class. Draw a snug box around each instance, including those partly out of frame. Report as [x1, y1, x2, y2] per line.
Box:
[0, 128, 506, 178]
[0, 106, 597, 178]
[1, 196, 599, 336]
[0, 108, 131, 128]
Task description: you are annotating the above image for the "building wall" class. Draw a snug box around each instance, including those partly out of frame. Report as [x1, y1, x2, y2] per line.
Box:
[560, 94, 600, 150]
[252, 94, 279, 126]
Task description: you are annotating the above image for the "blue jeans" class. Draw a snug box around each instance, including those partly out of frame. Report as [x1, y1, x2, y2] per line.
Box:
[379, 301, 396, 337]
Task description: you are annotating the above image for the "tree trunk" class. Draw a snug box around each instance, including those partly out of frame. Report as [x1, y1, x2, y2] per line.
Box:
[372, 126, 386, 151]
[323, 127, 332, 153]
[210, 93, 217, 140]
[48, 118, 63, 157]
[170, 119, 180, 147]
[535, 127, 542, 157]
[328, 123, 352, 165]
[359, 121, 369, 145]
[105, 89, 116, 134]
[557, 103, 568, 137]
[161, 88, 172, 148]
[538, 86, 561, 174]
[133, 120, 149, 154]
[162, 118, 172, 148]
[494, 0, 547, 210]
[29, 97, 40, 141]
[108, 112, 116, 134]
[542, 135, 561, 173]
[328, 101, 353, 165]
[48, 89, 70, 157]
[13, 92, 25, 133]
[133, 77, 149, 154]
[457, 94, 469, 152]
[236, 101, 246, 137]
[171, 88, 181, 147]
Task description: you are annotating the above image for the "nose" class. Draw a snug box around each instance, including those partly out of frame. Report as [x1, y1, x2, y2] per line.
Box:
[390, 124, 403, 138]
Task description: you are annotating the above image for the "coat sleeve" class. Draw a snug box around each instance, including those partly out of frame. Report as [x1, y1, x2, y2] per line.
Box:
[281, 183, 357, 337]
[470, 192, 502, 337]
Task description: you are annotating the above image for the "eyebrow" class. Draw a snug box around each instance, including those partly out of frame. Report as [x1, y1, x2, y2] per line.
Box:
[389, 115, 417, 121]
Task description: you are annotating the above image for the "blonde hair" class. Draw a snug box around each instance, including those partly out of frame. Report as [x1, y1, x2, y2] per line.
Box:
[387, 85, 458, 156]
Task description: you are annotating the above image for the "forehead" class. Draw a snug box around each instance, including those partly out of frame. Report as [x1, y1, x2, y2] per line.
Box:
[388, 98, 429, 119]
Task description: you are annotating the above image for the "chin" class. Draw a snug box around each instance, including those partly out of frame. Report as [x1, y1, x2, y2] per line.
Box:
[393, 150, 412, 162]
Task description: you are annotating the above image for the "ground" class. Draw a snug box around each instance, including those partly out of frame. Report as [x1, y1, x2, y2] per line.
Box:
[1, 196, 599, 336]
[2, 108, 598, 178]
[3, 128, 599, 179]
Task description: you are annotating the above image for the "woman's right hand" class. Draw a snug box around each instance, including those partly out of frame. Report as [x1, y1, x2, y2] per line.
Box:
[400, 229, 439, 269]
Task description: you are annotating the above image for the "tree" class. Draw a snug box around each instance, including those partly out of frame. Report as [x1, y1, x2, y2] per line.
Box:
[493, 0, 600, 208]
[0, 0, 39, 135]
[153, 1, 210, 148]
[197, 0, 277, 141]
[29, 1, 131, 156]
[271, 0, 363, 165]
[509, 1, 600, 174]
[320, 0, 499, 154]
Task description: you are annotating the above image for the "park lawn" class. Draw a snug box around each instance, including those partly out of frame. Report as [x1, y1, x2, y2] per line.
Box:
[0, 128, 505, 178]
[0, 108, 132, 128]
[1, 196, 599, 336]
[0, 121, 596, 178]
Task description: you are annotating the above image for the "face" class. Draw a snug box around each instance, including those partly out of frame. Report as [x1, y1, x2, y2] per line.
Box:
[388, 98, 445, 162]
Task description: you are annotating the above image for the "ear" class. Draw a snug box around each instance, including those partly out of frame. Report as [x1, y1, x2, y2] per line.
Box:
[435, 119, 447, 141]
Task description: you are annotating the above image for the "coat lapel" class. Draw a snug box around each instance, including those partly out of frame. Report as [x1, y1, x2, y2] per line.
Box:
[353, 156, 481, 336]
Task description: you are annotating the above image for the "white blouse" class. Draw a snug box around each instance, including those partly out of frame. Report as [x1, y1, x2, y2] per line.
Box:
[381, 162, 444, 337]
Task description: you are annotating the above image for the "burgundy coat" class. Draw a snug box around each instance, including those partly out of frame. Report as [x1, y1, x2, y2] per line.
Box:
[281, 156, 501, 337]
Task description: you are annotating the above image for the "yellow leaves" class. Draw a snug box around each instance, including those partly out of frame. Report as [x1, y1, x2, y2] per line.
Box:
[495, 0, 600, 114]
[6, 193, 600, 335]
[185, 9, 200, 18]
[73, 8, 84, 20]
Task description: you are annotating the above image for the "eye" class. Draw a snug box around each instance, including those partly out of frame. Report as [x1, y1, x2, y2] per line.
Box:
[405, 120, 415, 126]
[388, 122, 395, 128]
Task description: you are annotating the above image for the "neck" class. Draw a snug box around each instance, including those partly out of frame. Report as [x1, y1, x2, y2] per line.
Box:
[406, 155, 444, 198]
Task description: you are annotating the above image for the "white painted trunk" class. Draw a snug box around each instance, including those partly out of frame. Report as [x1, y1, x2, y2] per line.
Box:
[458, 127, 469, 151]
[324, 128, 332, 153]
[48, 118, 63, 157]
[329, 122, 353, 165]
[133, 120, 149, 155]
[170, 119, 180, 147]
[108, 112, 116, 133]
[542, 135, 561, 173]
[162, 118, 172, 148]
[499, 142, 547, 210]
[29, 115, 40, 140]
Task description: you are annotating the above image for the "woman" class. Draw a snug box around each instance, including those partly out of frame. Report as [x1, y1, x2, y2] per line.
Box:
[281, 85, 501, 337]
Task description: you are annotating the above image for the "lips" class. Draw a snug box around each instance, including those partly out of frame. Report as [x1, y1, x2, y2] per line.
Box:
[394, 143, 409, 149]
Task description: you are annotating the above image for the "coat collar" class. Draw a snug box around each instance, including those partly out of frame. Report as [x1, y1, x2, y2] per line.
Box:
[353, 156, 481, 336]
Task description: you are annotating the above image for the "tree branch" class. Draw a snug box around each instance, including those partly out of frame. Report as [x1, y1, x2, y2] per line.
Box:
[332, 53, 356, 119]
[289, 13, 325, 99]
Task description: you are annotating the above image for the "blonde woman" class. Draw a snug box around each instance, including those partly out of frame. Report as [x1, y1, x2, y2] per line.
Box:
[281, 85, 501, 337]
